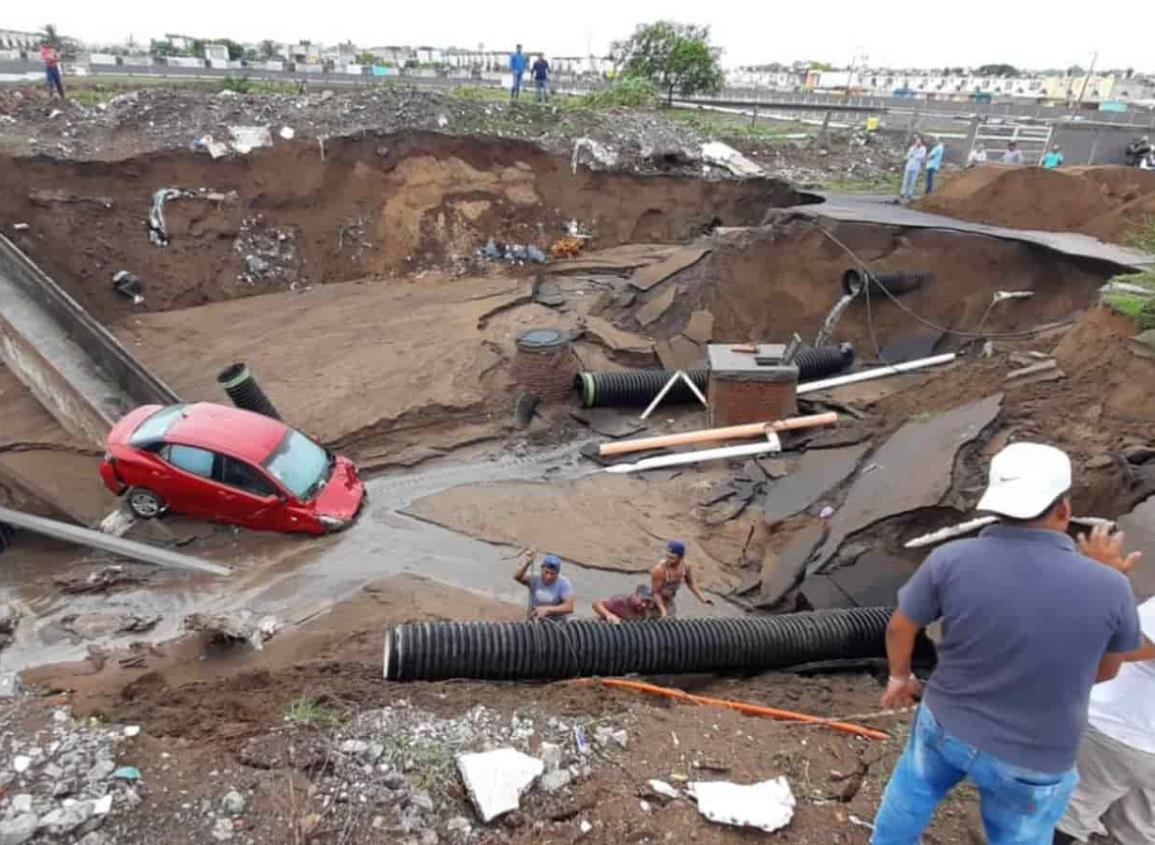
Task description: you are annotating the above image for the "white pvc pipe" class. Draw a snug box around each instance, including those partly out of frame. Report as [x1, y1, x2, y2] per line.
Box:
[798, 353, 957, 395]
[905, 514, 1114, 549]
[604, 435, 782, 474]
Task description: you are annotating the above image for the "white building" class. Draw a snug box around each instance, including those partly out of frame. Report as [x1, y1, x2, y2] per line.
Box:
[0, 29, 42, 50]
[204, 43, 230, 63]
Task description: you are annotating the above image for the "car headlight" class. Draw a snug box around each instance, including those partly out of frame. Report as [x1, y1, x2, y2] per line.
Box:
[319, 515, 348, 531]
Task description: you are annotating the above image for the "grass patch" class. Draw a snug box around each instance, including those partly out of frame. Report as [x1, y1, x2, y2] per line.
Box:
[579, 77, 657, 109]
[379, 733, 457, 793]
[667, 107, 811, 142]
[1124, 216, 1155, 254]
[451, 85, 507, 103]
[285, 697, 342, 726]
[1102, 270, 1155, 330]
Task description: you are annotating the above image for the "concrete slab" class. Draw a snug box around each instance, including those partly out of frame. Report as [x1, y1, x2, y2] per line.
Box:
[807, 394, 1003, 575]
[758, 523, 827, 608]
[629, 246, 711, 291]
[828, 551, 917, 607]
[761, 443, 871, 525]
[1117, 496, 1155, 601]
[635, 286, 677, 327]
[779, 196, 1155, 271]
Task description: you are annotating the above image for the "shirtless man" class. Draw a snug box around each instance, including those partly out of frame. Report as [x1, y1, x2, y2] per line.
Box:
[650, 540, 713, 618]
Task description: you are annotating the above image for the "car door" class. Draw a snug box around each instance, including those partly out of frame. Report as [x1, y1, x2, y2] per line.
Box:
[158, 443, 219, 517]
[209, 455, 285, 531]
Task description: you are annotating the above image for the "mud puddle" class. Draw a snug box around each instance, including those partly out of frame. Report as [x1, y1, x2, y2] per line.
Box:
[0, 442, 735, 672]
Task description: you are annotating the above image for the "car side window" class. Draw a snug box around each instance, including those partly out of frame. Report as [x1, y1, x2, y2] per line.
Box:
[218, 456, 278, 498]
[164, 444, 215, 478]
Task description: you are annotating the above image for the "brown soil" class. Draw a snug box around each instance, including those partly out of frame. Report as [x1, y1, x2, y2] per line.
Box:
[650, 217, 1111, 354]
[916, 164, 1155, 242]
[0, 132, 800, 323]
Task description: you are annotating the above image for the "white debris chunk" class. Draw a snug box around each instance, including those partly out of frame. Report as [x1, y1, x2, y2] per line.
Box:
[648, 779, 680, 800]
[689, 777, 795, 833]
[700, 141, 766, 178]
[227, 126, 273, 155]
[456, 748, 543, 822]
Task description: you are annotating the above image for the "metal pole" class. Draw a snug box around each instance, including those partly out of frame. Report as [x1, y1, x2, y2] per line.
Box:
[1074, 51, 1099, 112]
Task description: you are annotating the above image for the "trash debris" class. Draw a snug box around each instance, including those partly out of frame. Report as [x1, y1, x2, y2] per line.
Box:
[571, 137, 619, 173]
[113, 766, 141, 781]
[689, 777, 796, 833]
[12, 223, 29, 232]
[456, 748, 544, 822]
[194, 134, 229, 159]
[550, 236, 585, 259]
[648, 780, 680, 800]
[227, 125, 273, 155]
[112, 270, 144, 306]
[183, 612, 278, 650]
[700, 141, 765, 178]
[0, 672, 20, 698]
[278, 126, 295, 140]
[1005, 359, 1060, 381]
[123, 726, 140, 738]
[147, 188, 185, 246]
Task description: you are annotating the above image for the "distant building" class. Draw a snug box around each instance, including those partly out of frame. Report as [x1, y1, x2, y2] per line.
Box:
[164, 34, 195, 51]
[203, 43, 230, 63]
[0, 28, 42, 50]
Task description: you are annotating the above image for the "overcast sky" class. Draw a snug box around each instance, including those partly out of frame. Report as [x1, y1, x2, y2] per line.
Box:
[5, 2, 1125, 72]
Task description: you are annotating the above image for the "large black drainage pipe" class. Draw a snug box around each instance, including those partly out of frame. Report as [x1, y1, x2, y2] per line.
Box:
[841, 269, 930, 298]
[575, 345, 854, 408]
[383, 606, 894, 681]
[217, 363, 281, 420]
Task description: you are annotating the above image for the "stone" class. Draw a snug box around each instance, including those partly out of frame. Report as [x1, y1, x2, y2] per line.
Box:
[39, 801, 94, 835]
[610, 730, 629, 749]
[1085, 455, 1114, 470]
[457, 748, 544, 823]
[539, 769, 573, 793]
[220, 790, 246, 817]
[410, 790, 435, 813]
[11, 757, 30, 774]
[339, 739, 370, 756]
[78, 833, 110, 845]
[419, 831, 439, 845]
[365, 742, 385, 764]
[86, 760, 116, 783]
[7, 795, 31, 818]
[539, 742, 563, 771]
[211, 817, 235, 841]
[446, 816, 472, 837]
[0, 675, 20, 699]
[52, 778, 77, 798]
[123, 726, 141, 738]
[382, 771, 409, 790]
[0, 814, 38, 845]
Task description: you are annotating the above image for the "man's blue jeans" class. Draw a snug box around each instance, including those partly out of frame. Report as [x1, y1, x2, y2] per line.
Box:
[925, 167, 938, 193]
[900, 167, 920, 199]
[510, 73, 523, 99]
[872, 705, 1078, 845]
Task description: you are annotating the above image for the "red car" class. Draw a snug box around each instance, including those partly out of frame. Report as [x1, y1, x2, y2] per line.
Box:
[100, 403, 364, 534]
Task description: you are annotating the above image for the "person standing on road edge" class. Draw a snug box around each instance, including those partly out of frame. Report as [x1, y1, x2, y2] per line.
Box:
[650, 540, 713, 618]
[899, 135, 926, 202]
[531, 55, 550, 102]
[514, 550, 574, 622]
[1054, 595, 1155, 845]
[509, 44, 527, 100]
[1042, 145, 1065, 169]
[870, 442, 1142, 845]
[1003, 140, 1025, 164]
[924, 138, 945, 193]
[40, 41, 65, 99]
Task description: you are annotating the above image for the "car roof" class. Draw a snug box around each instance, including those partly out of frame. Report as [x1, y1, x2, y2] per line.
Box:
[162, 402, 290, 464]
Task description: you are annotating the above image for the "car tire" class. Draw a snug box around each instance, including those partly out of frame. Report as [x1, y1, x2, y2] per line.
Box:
[126, 487, 166, 519]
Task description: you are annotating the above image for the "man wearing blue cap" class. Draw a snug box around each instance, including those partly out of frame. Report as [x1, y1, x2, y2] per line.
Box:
[514, 550, 575, 622]
[650, 540, 713, 618]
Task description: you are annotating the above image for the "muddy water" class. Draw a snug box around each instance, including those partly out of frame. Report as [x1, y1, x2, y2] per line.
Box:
[0, 445, 738, 671]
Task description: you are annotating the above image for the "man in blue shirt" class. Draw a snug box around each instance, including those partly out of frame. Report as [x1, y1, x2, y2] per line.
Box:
[871, 442, 1142, 845]
[1042, 145, 1064, 169]
[509, 45, 527, 100]
[924, 138, 945, 194]
[514, 550, 574, 621]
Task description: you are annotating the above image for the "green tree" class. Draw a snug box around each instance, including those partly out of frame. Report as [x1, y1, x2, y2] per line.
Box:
[41, 23, 58, 45]
[356, 51, 377, 66]
[212, 38, 245, 61]
[611, 21, 724, 106]
[975, 63, 1018, 77]
[259, 40, 278, 59]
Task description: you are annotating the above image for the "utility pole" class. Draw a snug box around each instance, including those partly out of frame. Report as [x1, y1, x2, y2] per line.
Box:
[1074, 51, 1099, 112]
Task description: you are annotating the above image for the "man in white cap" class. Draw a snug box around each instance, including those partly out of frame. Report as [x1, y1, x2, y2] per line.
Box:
[870, 442, 1142, 845]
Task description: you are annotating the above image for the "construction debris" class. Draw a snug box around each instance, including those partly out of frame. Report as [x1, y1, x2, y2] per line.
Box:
[183, 612, 278, 650]
[689, 777, 795, 833]
[456, 748, 544, 822]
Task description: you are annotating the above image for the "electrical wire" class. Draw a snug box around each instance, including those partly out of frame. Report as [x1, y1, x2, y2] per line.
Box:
[808, 221, 1075, 341]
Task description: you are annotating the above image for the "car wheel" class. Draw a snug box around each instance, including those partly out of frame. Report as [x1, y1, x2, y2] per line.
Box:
[126, 487, 166, 519]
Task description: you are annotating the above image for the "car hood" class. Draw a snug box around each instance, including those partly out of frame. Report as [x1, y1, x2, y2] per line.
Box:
[312, 456, 364, 521]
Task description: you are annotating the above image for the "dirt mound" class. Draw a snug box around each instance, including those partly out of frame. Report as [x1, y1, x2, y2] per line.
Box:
[0, 132, 800, 321]
[646, 217, 1113, 354]
[917, 165, 1155, 243]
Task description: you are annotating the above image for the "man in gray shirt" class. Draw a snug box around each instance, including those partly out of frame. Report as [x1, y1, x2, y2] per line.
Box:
[871, 442, 1142, 845]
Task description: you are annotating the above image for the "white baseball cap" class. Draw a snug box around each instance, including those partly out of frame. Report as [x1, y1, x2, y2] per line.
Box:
[976, 442, 1072, 519]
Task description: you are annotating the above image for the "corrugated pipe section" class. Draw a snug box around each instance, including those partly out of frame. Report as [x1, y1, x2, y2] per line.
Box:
[383, 606, 894, 681]
[216, 363, 281, 420]
[841, 269, 930, 297]
[575, 344, 854, 408]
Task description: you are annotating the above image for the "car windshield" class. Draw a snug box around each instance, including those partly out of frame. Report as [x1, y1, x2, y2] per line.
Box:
[129, 404, 186, 447]
[262, 429, 331, 500]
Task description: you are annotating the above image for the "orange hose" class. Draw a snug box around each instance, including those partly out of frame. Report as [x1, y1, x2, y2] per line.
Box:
[581, 678, 889, 741]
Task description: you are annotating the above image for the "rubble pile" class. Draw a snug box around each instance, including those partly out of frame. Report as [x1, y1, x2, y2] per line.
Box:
[232, 215, 302, 287]
[0, 705, 142, 845]
[253, 700, 632, 843]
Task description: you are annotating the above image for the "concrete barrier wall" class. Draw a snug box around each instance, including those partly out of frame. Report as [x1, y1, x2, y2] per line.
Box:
[0, 235, 179, 414]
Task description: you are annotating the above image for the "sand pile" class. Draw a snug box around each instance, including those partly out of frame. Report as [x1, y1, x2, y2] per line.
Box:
[916, 165, 1155, 243]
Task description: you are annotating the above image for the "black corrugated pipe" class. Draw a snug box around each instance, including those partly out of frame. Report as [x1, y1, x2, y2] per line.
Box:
[383, 606, 895, 681]
[575, 345, 854, 408]
[842, 269, 931, 297]
[575, 369, 709, 408]
[216, 363, 281, 420]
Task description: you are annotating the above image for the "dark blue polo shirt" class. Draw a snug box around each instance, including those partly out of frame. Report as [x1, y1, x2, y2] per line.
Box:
[899, 524, 1141, 772]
